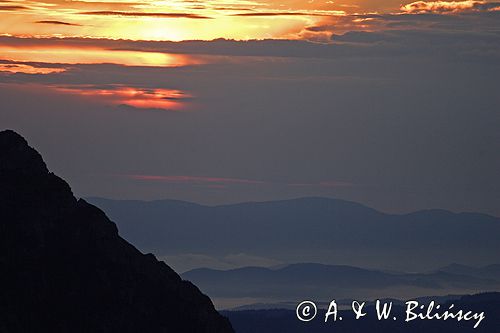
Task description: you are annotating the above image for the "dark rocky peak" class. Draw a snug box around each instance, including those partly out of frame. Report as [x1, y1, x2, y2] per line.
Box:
[0, 129, 48, 175]
[0, 130, 234, 333]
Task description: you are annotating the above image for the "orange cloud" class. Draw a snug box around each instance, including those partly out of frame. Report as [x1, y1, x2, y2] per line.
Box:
[0, 62, 66, 74]
[54, 85, 193, 110]
[401, 0, 500, 13]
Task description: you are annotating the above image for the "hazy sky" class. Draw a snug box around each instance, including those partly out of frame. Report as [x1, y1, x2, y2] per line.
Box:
[1, 1, 499, 216]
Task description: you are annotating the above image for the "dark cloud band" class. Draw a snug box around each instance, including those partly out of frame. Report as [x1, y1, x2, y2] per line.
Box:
[79, 10, 212, 19]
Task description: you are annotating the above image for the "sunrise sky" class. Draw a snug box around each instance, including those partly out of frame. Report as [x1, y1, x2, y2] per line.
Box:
[2, 0, 500, 72]
[2, 0, 500, 41]
[1, 0, 499, 216]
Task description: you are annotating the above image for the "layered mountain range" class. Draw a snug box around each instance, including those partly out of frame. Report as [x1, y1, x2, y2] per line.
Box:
[88, 196, 500, 272]
[182, 263, 500, 309]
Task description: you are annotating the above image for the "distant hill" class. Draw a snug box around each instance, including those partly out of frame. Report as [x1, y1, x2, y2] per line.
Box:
[438, 263, 500, 280]
[181, 263, 500, 307]
[87, 197, 500, 271]
[0, 130, 234, 333]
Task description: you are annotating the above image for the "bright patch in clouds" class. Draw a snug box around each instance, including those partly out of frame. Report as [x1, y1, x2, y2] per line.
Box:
[54, 85, 192, 110]
[0, 0, 345, 41]
[0, 44, 197, 67]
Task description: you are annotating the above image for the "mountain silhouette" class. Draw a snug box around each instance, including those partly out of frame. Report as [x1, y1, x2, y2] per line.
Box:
[87, 197, 500, 271]
[0, 130, 234, 333]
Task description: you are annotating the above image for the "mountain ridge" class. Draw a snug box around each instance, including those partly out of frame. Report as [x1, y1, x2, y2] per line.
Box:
[87, 196, 499, 219]
[0, 130, 234, 333]
[87, 196, 500, 272]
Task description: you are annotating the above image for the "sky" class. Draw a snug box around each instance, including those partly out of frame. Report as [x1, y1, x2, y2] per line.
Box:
[1, 0, 499, 216]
